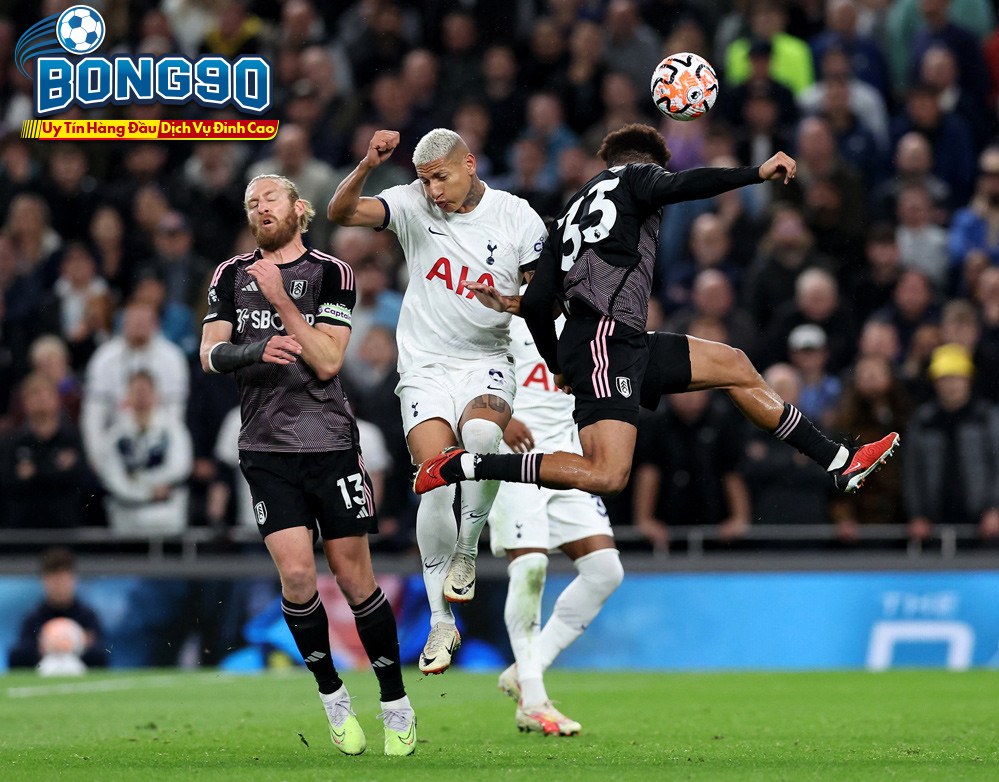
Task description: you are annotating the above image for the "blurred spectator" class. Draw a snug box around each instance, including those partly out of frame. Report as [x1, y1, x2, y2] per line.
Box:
[858, 318, 903, 366]
[809, 0, 890, 99]
[731, 81, 795, 174]
[481, 45, 528, 172]
[436, 11, 485, 110]
[907, 0, 990, 110]
[581, 72, 648, 156]
[948, 147, 999, 272]
[139, 212, 214, 312]
[493, 138, 561, 217]
[208, 405, 254, 530]
[401, 48, 443, 126]
[8, 548, 107, 671]
[904, 343, 999, 543]
[774, 117, 866, 269]
[92, 370, 193, 537]
[918, 45, 991, 149]
[744, 205, 833, 331]
[603, 0, 662, 95]
[177, 141, 247, 263]
[890, 83, 976, 205]
[798, 45, 889, 152]
[129, 275, 197, 356]
[2, 192, 62, 288]
[342, 0, 414, 90]
[0, 134, 41, 222]
[938, 298, 999, 405]
[766, 268, 856, 372]
[870, 132, 951, 224]
[895, 184, 949, 288]
[81, 301, 189, 469]
[886, 0, 995, 93]
[39, 242, 110, 348]
[87, 204, 133, 297]
[297, 45, 362, 167]
[37, 144, 98, 243]
[667, 268, 762, 363]
[198, 0, 263, 59]
[0, 373, 90, 529]
[851, 223, 904, 327]
[632, 390, 750, 550]
[27, 335, 82, 422]
[519, 16, 569, 93]
[830, 354, 912, 539]
[740, 363, 830, 528]
[516, 93, 579, 187]
[725, 1, 815, 96]
[662, 213, 741, 312]
[815, 74, 886, 188]
[875, 269, 939, 356]
[720, 38, 799, 135]
[559, 20, 608, 134]
[787, 324, 841, 429]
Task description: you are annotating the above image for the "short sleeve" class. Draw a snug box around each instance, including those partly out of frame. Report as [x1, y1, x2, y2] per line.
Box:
[375, 182, 419, 235]
[203, 259, 238, 325]
[316, 259, 357, 328]
[517, 206, 549, 273]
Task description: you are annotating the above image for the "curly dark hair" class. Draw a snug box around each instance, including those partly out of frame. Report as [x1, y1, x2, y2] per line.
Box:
[597, 123, 671, 167]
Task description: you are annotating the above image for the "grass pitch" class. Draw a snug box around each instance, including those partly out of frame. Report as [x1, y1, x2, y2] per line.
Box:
[2, 668, 997, 781]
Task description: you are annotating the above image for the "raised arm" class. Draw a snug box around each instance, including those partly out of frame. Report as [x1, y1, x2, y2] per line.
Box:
[327, 129, 399, 227]
[640, 152, 796, 207]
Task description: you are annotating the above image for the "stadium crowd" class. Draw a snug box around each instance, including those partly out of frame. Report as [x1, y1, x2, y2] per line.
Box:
[3, 0, 999, 552]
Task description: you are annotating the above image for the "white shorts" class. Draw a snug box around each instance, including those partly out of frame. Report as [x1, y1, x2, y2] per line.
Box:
[489, 481, 613, 555]
[396, 355, 516, 437]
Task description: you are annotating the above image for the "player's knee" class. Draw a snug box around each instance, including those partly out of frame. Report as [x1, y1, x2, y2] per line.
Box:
[576, 548, 624, 597]
[461, 417, 503, 454]
[730, 346, 760, 387]
[280, 566, 317, 601]
[335, 570, 376, 604]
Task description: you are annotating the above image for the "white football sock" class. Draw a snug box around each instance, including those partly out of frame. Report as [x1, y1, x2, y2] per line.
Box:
[415, 484, 457, 625]
[454, 419, 503, 557]
[537, 548, 623, 671]
[505, 552, 549, 707]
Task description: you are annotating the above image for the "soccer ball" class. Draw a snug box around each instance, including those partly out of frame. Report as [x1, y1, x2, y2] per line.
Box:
[57, 6, 105, 55]
[651, 52, 719, 121]
[39, 617, 87, 656]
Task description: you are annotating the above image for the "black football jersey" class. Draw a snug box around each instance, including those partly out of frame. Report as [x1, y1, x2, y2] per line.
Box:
[523, 162, 762, 373]
[204, 248, 358, 453]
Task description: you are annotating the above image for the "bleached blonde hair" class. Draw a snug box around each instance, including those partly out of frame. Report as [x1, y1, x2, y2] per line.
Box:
[244, 174, 315, 233]
[412, 128, 466, 167]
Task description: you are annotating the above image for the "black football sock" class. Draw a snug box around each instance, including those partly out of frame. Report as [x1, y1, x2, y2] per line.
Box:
[352, 587, 406, 702]
[282, 592, 341, 694]
[468, 452, 544, 485]
[772, 403, 843, 469]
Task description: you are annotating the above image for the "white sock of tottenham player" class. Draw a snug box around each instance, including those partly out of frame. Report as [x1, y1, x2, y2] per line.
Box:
[536, 549, 624, 671]
[416, 485, 458, 625]
[454, 419, 503, 557]
[505, 553, 549, 707]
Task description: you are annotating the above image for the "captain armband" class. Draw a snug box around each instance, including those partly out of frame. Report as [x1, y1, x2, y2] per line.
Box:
[207, 339, 268, 374]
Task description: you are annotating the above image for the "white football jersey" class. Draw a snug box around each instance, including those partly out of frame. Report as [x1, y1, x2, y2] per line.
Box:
[506, 317, 579, 453]
[377, 180, 547, 374]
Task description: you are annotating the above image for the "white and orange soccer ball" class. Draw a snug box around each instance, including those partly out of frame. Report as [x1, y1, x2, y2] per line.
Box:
[39, 617, 87, 656]
[651, 52, 719, 121]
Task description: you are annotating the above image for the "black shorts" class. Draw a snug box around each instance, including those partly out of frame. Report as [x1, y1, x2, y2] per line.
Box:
[558, 312, 691, 429]
[239, 449, 378, 541]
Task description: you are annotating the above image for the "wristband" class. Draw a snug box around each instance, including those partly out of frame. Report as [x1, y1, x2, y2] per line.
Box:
[208, 339, 268, 373]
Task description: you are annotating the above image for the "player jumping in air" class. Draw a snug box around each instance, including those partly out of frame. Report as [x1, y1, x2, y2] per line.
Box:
[414, 124, 899, 502]
[492, 314, 623, 736]
[201, 175, 415, 757]
[328, 129, 546, 675]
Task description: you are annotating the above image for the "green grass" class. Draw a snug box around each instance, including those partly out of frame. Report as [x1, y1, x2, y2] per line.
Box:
[1, 668, 997, 781]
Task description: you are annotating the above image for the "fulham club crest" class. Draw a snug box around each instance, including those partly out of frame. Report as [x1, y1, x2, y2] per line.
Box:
[290, 279, 308, 299]
[616, 376, 632, 398]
